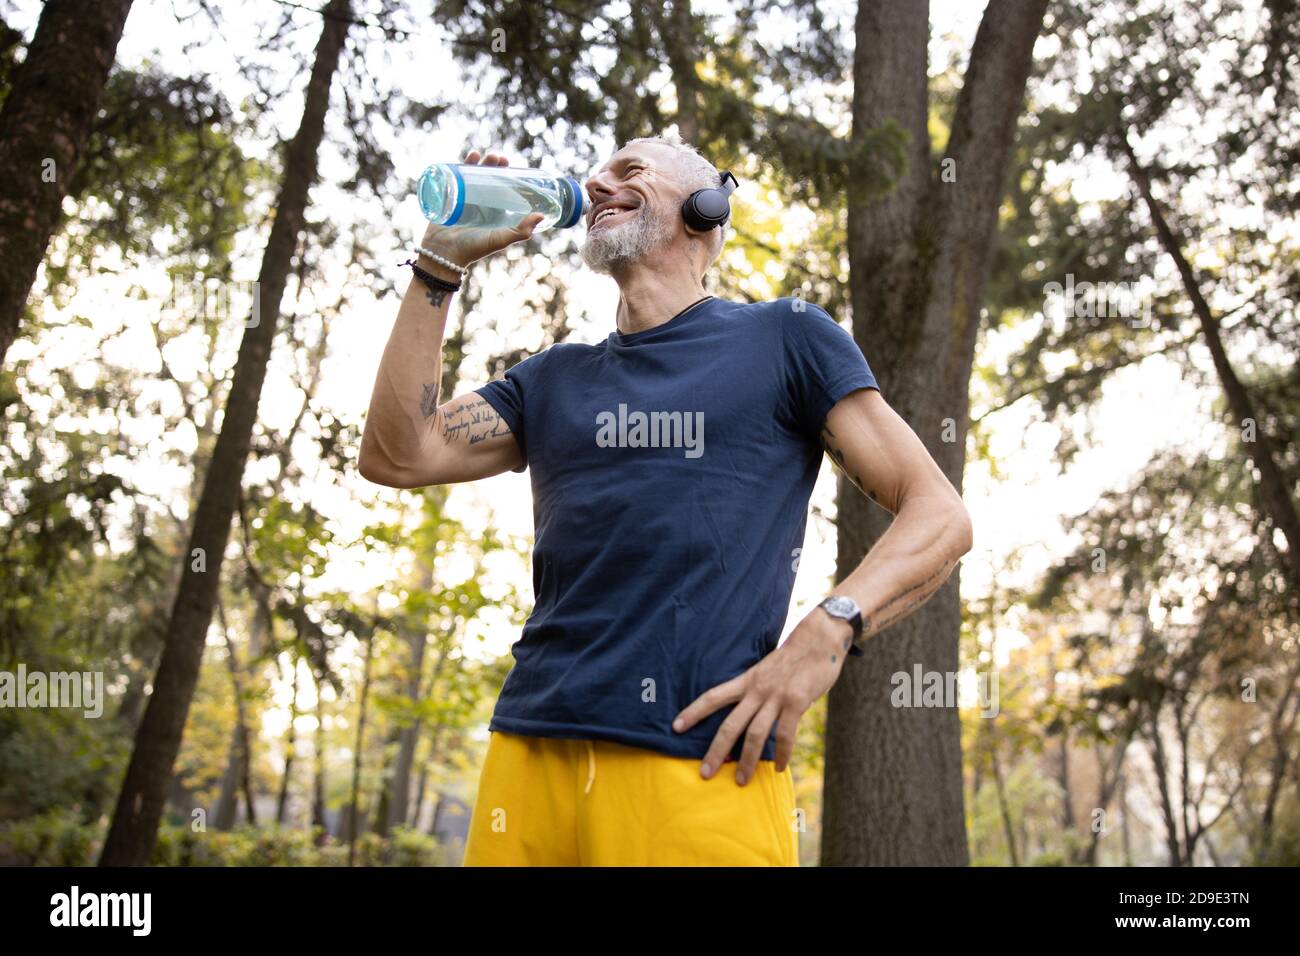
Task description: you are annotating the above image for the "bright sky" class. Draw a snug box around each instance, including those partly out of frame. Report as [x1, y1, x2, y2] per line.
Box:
[5, 0, 1232, 701]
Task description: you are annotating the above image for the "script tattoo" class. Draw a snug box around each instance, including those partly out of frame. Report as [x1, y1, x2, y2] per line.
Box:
[835, 557, 959, 662]
[440, 396, 511, 445]
[820, 424, 878, 503]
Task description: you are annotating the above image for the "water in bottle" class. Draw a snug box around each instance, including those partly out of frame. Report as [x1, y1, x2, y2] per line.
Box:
[417, 163, 585, 232]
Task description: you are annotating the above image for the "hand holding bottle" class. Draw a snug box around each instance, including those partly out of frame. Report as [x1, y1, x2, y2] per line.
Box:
[419, 150, 549, 272]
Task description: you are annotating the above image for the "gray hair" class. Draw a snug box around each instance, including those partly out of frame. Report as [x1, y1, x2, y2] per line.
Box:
[623, 133, 723, 194]
[622, 133, 727, 271]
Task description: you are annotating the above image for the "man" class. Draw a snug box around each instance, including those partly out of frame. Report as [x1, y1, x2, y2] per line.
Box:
[359, 135, 973, 866]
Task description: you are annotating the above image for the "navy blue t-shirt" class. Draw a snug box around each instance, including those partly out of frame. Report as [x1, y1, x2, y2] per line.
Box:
[474, 295, 880, 761]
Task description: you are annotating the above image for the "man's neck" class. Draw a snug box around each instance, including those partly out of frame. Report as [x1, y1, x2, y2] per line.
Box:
[612, 259, 708, 336]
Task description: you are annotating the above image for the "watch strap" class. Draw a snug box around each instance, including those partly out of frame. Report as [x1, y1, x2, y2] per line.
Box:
[819, 596, 865, 658]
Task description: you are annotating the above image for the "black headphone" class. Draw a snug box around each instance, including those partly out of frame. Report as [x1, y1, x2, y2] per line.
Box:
[681, 170, 739, 231]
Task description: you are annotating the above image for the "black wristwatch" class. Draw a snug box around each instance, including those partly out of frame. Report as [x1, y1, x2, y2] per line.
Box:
[818, 595, 865, 657]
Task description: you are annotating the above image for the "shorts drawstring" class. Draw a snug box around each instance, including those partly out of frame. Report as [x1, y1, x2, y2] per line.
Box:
[584, 740, 595, 795]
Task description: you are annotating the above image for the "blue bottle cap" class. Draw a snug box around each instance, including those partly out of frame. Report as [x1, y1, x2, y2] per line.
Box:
[559, 177, 584, 228]
[441, 165, 468, 226]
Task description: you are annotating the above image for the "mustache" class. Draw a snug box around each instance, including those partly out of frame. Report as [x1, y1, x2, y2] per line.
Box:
[580, 203, 672, 272]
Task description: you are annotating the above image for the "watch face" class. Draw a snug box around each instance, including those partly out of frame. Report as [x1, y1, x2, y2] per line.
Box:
[822, 596, 857, 618]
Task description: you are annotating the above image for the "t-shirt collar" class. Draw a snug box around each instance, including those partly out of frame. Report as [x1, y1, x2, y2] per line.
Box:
[612, 295, 716, 345]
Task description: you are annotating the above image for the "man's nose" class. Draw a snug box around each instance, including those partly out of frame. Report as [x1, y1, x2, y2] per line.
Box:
[584, 171, 614, 205]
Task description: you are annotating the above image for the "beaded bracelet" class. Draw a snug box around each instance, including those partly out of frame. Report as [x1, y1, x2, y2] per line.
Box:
[415, 246, 469, 276]
[400, 258, 461, 295]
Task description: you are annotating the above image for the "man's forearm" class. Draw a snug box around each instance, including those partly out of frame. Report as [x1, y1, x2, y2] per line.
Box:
[827, 496, 972, 646]
[360, 254, 461, 473]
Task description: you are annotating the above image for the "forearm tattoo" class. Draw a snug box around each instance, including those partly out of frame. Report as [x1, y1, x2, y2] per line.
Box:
[832, 556, 959, 661]
[817, 421, 965, 658]
[438, 396, 511, 445]
[867, 558, 957, 633]
[414, 282, 452, 417]
[820, 424, 878, 503]
[420, 383, 439, 419]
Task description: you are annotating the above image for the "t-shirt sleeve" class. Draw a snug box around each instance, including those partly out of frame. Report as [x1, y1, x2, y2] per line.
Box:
[781, 300, 880, 441]
[474, 349, 549, 473]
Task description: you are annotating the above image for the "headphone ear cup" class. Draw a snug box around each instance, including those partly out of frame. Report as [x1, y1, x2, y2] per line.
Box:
[682, 189, 731, 231]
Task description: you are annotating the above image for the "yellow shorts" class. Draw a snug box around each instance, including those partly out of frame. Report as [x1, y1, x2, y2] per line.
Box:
[461, 730, 799, 866]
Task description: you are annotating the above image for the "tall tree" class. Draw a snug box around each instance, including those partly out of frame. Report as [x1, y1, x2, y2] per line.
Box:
[345, 627, 375, 864]
[1007, 0, 1300, 863]
[99, 0, 354, 866]
[0, 0, 134, 365]
[0, 60, 265, 824]
[1118, 137, 1300, 592]
[823, 0, 1050, 865]
[376, 557, 434, 834]
[214, 311, 330, 829]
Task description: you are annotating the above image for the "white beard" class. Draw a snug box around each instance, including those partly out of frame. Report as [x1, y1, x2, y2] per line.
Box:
[581, 205, 673, 273]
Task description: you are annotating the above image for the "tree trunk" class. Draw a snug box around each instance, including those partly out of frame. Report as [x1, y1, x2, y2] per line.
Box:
[655, 0, 700, 143]
[0, 0, 134, 365]
[1085, 735, 1133, 866]
[1119, 771, 1132, 866]
[370, 731, 398, 838]
[1256, 655, 1300, 858]
[1203, 834, 1223, 867]
[382, 560, 435, 832]
[1120, 132, 1300, 592]
[311, 675, 328, 841]
[413, 619, 457, 832]
[241, 329, 325, 827]
[412, 764, 430, 832]
[823, 0, 1048, 866]
[212, 724, 245, 830]
[346, 632, 375, 866]
[1146, 708, 1184, 866]
[990, 746, 1019, 866]
[275, 651, 302, 824]
[214, 589, 269, 830]
[427, 729, 464, 836]
[1057, 730, 1075, 861]
[98, 0, 353, 866]
[1047, 665, 1077, 858]
[214, 603, 255, 830]
[430, 791, 447, 837]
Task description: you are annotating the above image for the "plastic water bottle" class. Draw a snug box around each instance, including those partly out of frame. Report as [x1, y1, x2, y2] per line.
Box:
[416, 163, 585, 231]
